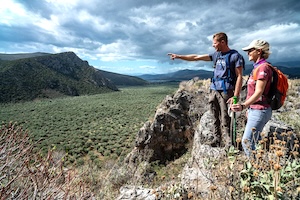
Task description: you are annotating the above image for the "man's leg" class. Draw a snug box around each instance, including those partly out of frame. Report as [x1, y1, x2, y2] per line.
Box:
[217, 90, 234, 147]
[208, 90, 221, 146]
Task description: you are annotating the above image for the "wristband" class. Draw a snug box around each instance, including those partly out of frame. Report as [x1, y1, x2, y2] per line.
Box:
[241, 104, 245, 110]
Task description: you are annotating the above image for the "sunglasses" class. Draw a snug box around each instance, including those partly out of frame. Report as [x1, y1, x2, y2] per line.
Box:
[248, 48, 256, 53]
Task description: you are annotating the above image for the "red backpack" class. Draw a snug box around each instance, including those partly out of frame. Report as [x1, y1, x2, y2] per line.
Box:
[253, 63, 289, 110]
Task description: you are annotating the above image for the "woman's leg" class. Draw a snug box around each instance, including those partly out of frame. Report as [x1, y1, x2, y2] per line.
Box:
[242, 107, 272, 156]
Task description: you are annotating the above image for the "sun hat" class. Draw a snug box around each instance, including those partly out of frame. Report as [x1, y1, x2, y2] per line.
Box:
[242, 39, 271, 54]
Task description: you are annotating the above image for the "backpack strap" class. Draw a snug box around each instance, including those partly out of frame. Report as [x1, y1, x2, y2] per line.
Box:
[226, 49, 245, 79]
[211, 49, 245, 94]
[252, 62, 272, 81]
[213, 51, 222, 67]
[212, 50, 236, 94]
[252, 62, 273, 104]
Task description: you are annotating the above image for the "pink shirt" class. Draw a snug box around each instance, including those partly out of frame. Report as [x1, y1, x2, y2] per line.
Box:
[247, 59, 273, 110]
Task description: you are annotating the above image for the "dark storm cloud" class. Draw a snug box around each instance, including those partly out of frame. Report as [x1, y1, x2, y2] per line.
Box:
[1, 0, 300, 74]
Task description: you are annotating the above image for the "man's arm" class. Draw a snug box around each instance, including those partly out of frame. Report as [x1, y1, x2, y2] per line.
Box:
[168, 53, 211, 61]
[234, 66, 243, 97]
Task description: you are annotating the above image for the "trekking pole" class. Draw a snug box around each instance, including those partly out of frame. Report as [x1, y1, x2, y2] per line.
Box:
[232, 96, 238, 147]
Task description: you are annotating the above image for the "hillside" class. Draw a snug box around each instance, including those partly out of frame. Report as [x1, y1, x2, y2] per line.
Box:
[98, 70, 148, 86]
[139, 63, 300, 82]
[0, 52, 119, 103]
[0, 52, 150, 103]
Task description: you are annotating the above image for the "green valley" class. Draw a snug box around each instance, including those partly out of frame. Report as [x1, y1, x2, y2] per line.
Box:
[0, 84, 178, 165]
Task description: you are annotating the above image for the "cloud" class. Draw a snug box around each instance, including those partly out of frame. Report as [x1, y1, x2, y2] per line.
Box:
[0, 0, 299, 74]
[139, 65, 157, 69]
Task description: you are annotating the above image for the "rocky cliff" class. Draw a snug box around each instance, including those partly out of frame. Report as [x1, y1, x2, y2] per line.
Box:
[117, 78, 299, 199]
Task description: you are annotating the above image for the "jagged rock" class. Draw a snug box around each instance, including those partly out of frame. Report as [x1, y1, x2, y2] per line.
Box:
[263, 116, 294, 134]
[126, 89, 195, 165]
[180, 145, 226, 199]
[195, 110, 218, 145]
[262, 116, 297, 153]
[180, 110, 227, 199]
[125, 78, 209, 166]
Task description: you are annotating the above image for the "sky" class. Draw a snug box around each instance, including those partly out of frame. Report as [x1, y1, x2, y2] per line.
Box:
[0, 0, 300, 75]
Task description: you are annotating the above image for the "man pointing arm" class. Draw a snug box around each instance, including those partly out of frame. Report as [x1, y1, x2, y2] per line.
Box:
[168, 32, 244, 147]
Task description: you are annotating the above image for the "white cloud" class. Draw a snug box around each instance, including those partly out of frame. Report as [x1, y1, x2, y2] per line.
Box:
[0, 0, 299, 75]
[96, 40, 139, 62]
[0, 0, 34, 26]
[139, 65, 157, 69]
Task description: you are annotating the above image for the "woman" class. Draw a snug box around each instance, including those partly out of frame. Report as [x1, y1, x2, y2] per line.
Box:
[231, 39, 273, 156]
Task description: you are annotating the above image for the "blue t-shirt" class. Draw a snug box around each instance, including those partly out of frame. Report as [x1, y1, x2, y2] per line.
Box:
[208, 50, 244, 91]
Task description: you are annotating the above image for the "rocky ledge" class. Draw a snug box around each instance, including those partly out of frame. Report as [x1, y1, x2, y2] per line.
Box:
[118, 78, 298, 199]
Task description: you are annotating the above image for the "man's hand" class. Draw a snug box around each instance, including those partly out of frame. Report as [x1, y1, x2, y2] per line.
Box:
[167, 53, 177, 60]
[227, 97, 233, 105]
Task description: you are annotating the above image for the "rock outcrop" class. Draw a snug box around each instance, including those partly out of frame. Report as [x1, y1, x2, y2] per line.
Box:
[125, 79, 208, 166]
[118, 78, 299, 199]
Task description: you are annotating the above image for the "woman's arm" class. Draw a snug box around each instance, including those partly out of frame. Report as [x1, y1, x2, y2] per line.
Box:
[231, 79, 267, 112]
[243, 79, 267, 108]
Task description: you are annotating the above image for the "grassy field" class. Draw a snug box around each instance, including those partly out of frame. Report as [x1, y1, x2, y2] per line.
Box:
[0, 83, 178, 165]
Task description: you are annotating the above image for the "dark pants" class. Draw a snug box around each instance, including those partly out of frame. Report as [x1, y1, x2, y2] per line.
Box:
[208, 89, 234, 147]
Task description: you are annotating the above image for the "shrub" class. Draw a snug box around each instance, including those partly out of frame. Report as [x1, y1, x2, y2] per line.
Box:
[238, 131, 300, 199]
[0, 122, 94, 199]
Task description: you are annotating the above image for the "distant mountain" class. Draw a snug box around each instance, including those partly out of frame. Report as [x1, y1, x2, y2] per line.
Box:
[0, 52, 50, 61]
[273, 61, 300, 68]
[138, 69, 213, 82]
[139, 63, 300, 82]
[272, 61, 300, 78]
[272, 66, 300, 78]
[244, 63, 300, 78]
[98, 70, 147, 86]
[0, 52, 146, 103]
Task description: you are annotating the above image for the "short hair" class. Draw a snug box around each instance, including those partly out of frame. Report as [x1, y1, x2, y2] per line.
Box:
[213, 32, 228, 45]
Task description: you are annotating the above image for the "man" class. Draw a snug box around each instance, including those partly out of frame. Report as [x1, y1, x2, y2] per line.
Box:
[168, 32, 244, 147]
